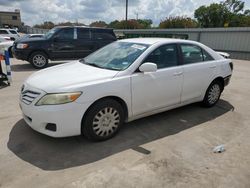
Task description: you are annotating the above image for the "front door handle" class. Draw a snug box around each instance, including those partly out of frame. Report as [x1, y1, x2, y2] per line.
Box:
[173, 72, 183, 76]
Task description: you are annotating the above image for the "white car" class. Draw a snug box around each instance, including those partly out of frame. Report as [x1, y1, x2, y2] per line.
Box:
[0, 35, 11, 42]
[19, 38, 233, 141]
[0, 28, 20, 40]
[0, 39, 13, 56]
[216, 51, 230, 58]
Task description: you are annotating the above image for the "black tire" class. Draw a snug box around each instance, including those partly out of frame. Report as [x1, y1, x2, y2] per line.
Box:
[29, 51, 48, 69]
[202, 80, 222, 107]
[82, 99, 125, 141]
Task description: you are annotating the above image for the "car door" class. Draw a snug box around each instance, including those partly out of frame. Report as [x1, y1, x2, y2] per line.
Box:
[74, 28, 95, 58]
[131, 44, 183, 116]
[179, 43, 216, 102]
[50, 28, 76, 60]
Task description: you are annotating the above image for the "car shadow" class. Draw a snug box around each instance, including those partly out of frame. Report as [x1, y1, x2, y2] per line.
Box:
[7, 99, 234, 171]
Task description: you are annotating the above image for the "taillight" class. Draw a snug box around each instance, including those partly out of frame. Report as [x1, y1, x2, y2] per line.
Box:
[229, 62, 233, 71]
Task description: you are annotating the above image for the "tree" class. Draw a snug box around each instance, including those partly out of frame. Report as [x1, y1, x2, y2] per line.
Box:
[223, 0, 245, 14]
[33, 21, 85, 29]
[108, 20, 120, 28]
[108, 19, 152, 29]
[137, 19, 152, 29]
[89, 21, 108, 28]
[194, 0, 250, 27]
[159, 16, 198, 28]
[34, 21, 55, 29]
[194, 4, 229, 27]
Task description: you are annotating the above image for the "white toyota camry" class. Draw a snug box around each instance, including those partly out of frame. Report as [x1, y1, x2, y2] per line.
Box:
[20, 38, 233, 141]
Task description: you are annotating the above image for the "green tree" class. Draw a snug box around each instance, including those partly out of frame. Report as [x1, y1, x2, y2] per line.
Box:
[159, 16, 198, 28]
[223, 0, 245, 13]
[194, 4, 229, 27]
[194, 0, 250, 27]
[34, 21, 55, 29]
[108, 19, 152, 29]
[89, 21, 108, 28]
[137, 19, 152, 29]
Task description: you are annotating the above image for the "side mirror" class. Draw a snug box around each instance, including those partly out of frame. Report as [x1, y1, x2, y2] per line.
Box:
[139, 62, 157, 73]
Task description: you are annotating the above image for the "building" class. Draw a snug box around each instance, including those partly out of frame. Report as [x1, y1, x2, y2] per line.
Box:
[115, 27, 250, 60]
[0, 9, 21, 29]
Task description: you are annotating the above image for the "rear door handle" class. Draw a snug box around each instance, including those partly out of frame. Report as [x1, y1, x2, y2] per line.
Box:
[173, 72, 183, 76]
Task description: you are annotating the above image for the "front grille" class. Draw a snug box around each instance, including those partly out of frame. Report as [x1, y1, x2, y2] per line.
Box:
[21, 90, 40, 105]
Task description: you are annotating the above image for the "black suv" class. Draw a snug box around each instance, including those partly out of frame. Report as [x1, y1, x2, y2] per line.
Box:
[13, 26, 117, 68]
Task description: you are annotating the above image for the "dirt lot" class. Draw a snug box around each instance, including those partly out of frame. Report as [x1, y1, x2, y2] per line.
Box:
[0, 58, 250, 188]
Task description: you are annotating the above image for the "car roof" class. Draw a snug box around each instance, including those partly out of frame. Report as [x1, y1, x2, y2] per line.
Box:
[54, 26, 113, 30]
[120, 38, 198, 45]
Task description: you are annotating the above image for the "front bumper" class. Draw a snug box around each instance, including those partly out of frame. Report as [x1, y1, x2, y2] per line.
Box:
[19, 86, 91, 137]
[12, 48, 31, 61]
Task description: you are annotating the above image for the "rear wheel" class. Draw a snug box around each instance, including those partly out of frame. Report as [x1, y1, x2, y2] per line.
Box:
[82, 99, 125, 141]
[29, 51, 48, 69]
[202, 81, 222, 107]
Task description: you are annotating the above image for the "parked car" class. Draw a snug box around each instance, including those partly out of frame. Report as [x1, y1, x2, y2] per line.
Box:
[0, 28, 20, 40]
[216, 51, 230, 58]
[0, 35, 11, 42]
[13, 26, 117, 69]
[19, 38, 233, 141]
[0, 40, 13, 57]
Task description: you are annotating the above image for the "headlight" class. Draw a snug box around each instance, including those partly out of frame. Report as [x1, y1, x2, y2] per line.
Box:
[36, 92, 82, 106]
[17, 43, 29, 49]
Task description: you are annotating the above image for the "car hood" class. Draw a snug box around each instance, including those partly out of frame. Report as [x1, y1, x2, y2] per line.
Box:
[25, 61, 119, 93]
[15, 36, 47, 43]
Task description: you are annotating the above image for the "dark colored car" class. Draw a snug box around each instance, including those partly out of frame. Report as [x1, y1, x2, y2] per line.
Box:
[12, 26, 117, 68]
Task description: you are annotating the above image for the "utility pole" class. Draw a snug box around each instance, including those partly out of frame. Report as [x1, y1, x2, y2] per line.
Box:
[125, 0, 128, 29]
[135, 12, 139, 20]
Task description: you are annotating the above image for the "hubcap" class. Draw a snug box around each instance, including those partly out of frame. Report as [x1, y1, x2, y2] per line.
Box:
[93, 107, 120, 137]
[33, 55, 46, 67]
[208, 84, 221, 104]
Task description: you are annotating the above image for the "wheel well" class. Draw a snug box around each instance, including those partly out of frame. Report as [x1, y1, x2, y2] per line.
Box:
[81, 96, 129, 128]
[28, 50, 50, 61]
[212, 77, 224, 91]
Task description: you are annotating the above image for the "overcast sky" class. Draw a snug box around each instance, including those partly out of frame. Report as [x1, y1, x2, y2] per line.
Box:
[0, 0, 250, 26]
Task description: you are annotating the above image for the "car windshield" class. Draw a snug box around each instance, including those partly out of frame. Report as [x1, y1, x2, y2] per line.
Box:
[80, 41, 149, 71]
[44, 28, 59, 39]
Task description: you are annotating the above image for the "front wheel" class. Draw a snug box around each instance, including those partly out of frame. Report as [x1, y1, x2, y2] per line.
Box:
[202, 81, 222, 107]
[82, 99, 125, 141]
[29, 51, 48, 69]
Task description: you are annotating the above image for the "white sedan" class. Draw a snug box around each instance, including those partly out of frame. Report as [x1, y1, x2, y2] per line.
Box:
[20, 38, 233, 141]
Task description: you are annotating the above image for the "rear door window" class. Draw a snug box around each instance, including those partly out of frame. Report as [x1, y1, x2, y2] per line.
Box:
[180, 44, 203, 64]
[93, 30, 116, 40]
[202, 49, 214, 61]
[77, 28, 90, 39]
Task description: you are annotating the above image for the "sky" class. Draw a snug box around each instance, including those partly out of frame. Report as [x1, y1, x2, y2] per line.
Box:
[0, 0, 250, 26]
